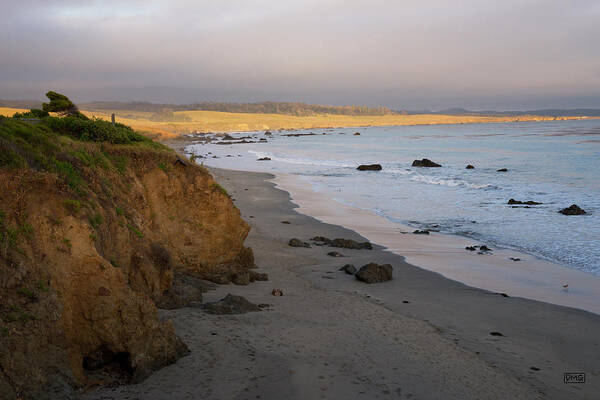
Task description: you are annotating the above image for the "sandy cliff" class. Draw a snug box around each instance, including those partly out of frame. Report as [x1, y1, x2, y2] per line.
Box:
[0, 142, 253, 399]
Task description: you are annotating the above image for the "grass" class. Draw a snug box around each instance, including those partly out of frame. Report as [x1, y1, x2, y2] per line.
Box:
[126, 224, 143, 238]
[64, 199, 82, 213]
[89, 213, 103, 228]
[210, 182, 229, 197]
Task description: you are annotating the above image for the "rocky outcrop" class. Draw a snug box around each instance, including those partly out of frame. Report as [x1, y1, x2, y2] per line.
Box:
[0, 149, 253, 398]
[289, 238, 311, 248]
[412, 159, 441, 167]
[355, 263, 393, 283]
[559, 204, 587, 215]
[203, 294, 261, 315]
[311, 236, 372, 250]
[357, 164, 382, 171]
[508, 199, 542, 205]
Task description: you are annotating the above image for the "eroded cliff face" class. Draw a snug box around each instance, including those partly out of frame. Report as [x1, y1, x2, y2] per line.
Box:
[0, 148, 253, 399]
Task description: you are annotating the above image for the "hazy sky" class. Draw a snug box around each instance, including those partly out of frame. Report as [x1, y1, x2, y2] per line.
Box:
[2, 0, 600, 110]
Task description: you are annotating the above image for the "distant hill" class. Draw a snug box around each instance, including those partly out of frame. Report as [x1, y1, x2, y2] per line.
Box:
[420, 108, 600, 117]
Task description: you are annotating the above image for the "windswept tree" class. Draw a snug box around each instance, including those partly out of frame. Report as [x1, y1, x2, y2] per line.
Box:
[42, 91, 87, 119]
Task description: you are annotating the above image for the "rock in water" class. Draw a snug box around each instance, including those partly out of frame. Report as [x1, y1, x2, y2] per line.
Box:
[203, 294, 261, 314]
[508, 199, 542, 205]
[466, 165, 475, 169]
[355, 263, 393, 283]
[559, 204, 587, 215]
[357, 164, 382, 171]
[412, 159, 442, 167]
[354, 132, 361, 135]
[413, 230, 430, 235]
[288, 238, 311, 248]
[257, 157, 271, 161]
[497, 168, 508, 172]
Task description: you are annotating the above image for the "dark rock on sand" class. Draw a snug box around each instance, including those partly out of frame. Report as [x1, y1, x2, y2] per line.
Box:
[339, 264, 357, 275]
[412, 159, 442, 167]
[510, 258, 521, 262]
[327, 251, 344, 257]
[357, 164, 382, 171]
[310, 236, 372, 250]
[271, 289, 283, 296]
[490, 331, 504, 337]
[289, 238, 311, 248]
[497, 168, 508, 172]
[249, 271, 269, 282]
[203, 294, 261, 315]
[355, 263, 393, 283]
[559, 204, 587, 215]
[281, 220, 291, 224]
[508, 199, 542, 205]
[413, 230, 430, 235]
[232, 272, 250, 285]
[331, 238, 372, 250]
[466, 165, 475, 169]
[479, 245, 492, 252]
[257, 157, 271, 161]
[465, 246, 477, 251]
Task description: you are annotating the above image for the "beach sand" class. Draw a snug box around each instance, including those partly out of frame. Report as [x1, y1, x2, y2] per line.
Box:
[83, 167, 600, 400]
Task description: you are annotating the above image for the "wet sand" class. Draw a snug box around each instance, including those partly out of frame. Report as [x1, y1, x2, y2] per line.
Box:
[84, 167, 600, 400]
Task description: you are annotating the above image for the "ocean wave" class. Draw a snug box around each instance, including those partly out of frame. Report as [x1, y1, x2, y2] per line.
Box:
[410, 174, 494, 189]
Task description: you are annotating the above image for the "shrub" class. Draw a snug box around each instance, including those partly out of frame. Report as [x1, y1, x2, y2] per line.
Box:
[12, 109, 49, 119]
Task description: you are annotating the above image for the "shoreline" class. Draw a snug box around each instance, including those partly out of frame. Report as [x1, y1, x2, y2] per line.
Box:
[85, 166, 600, 399]
[271, 172, 600, 315]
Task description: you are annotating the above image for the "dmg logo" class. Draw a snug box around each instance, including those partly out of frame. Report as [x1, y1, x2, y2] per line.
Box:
[564, 373, 585, 383]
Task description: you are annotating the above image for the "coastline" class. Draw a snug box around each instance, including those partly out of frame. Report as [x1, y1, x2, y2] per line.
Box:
[85, 166, 600, 400]
[272, 173, 600, 315]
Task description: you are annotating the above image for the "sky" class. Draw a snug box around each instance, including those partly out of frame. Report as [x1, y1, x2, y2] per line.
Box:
[1, 0, 600, 110]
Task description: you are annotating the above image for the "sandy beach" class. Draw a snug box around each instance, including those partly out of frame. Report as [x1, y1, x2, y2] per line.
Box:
[83, 167, 600, 400]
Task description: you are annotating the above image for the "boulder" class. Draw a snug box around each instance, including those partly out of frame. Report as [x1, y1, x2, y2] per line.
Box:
[340, 264, 357, 275]
[203, 294, 261, 315]
[288, 238, 311, 248]
[311, 236, 371, 250]
[466, 165, 475, 169]
[357, 164, 382, 171]
[249, 271, 269, 282]
[355, 263, 393, 283]
[354, 132, 361, 136]
[264, 131, 272, 135]
[497, 168, 508, 172]
[508, 199, 542, 205]
[559, 204, 587, 215]
[257, 157, 271, 161]
[412, 159, 441, 167]
[327, 251, 344, 257]
[413, 230, 430, 235]
[330, 238, 372, 250]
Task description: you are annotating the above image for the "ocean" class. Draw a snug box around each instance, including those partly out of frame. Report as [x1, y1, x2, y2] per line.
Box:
[186, 119, 600, 276]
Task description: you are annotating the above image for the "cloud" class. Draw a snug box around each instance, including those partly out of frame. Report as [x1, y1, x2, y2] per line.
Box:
[1, 0, 599, 109]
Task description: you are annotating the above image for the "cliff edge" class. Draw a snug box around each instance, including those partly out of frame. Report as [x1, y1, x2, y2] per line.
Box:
[0, 103, 255, 399]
